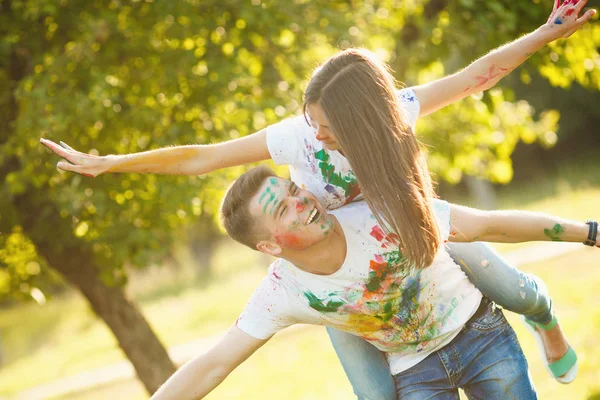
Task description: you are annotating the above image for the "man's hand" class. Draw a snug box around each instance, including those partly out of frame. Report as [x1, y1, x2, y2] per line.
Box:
[541, 0, 596, 41]
[40, 138, 114, 177]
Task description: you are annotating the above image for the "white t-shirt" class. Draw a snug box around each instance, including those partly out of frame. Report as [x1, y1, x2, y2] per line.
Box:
[236, 200, 482, 375]
[266, 88, 421, 210]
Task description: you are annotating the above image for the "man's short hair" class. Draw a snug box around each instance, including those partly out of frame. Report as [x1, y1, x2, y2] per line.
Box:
[220, 165, 278, 250]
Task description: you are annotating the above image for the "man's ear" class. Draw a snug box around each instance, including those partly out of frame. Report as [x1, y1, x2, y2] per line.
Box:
[257, 240, 282, 257]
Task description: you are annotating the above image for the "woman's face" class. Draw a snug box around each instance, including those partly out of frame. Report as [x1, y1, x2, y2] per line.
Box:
[306, 103, 340, 151]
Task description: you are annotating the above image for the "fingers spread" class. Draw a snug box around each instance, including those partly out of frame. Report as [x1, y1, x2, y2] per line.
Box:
[57, 161, 95, 177]
[573, 0, 589, 15]
[59, 141, 75, 151]
[43, 141, 73, 160]
[578, 8, 597, 24]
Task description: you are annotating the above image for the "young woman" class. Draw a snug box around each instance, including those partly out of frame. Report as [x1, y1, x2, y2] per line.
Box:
[41, 1, 595, 398]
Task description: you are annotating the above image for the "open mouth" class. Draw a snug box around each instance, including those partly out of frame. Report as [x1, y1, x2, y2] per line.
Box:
[305, 208, 321, 225]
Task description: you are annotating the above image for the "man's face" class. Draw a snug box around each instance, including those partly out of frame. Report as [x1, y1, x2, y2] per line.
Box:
[249, 177, 335, 254]
[306, 103, 340, 151]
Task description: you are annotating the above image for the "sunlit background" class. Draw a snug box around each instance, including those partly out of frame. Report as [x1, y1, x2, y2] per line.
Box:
[1, 0, 600, 399]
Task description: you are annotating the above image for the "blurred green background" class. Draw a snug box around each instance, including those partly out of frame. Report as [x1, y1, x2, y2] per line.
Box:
[1, 0, 599, 398]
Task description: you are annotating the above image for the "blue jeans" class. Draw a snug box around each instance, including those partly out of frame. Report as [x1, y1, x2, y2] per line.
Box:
[393, 298, 537, 399]
[327, 242, 551, 400]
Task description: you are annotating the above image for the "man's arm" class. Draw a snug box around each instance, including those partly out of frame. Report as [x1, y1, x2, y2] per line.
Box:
[448, 203, 599, 247]
[151, 325, 269, 400]
[413, 0, 596, 117]
[39, 128, 270, 177]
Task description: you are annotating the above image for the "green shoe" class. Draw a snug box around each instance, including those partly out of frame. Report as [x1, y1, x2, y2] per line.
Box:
[523, 316, 578, 384]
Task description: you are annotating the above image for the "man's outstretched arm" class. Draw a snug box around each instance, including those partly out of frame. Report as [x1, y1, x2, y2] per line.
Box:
[413, 0, 596, 117]
[151, 325, 268, 400]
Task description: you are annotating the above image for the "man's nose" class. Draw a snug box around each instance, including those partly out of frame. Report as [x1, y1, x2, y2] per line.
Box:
[295, 198, 307, 212]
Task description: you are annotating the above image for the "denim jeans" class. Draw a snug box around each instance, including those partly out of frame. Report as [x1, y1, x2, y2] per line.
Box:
[327, 241, 551, 400]
[393, 299, 537, 399]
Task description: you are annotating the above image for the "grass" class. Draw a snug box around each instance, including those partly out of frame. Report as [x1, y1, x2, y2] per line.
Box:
[36, 248, 600, 400]
[1, 158, 600, 398]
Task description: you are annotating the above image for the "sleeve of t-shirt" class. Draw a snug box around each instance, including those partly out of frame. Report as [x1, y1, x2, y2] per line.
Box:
[432, 199, 451, 241]
[235, 266, 298, 339]
[265, 115, 311, 166]
[397, 88, 421, 130]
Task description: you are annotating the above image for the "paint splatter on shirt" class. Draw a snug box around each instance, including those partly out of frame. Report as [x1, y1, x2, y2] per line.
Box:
[265, 88, 420, 210]
[236, 200, 482, 375]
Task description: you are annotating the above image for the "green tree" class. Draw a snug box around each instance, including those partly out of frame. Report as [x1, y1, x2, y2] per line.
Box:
[1, 0, 597, 394]
[0, 0, 365, 393]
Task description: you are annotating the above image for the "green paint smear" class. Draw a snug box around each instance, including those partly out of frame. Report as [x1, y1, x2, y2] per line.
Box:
[544, 224, 565, 242]
[259, 187, 277, 214]
[365, 249, 407, 293]
[314, 149, 358, 197]
[304, 291, 345, 312]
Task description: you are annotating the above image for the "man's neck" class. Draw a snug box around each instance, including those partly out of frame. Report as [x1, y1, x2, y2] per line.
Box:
[281, 217, 346, 275]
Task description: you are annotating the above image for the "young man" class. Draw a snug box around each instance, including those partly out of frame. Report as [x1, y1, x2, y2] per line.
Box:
[151, 166, 598, 399]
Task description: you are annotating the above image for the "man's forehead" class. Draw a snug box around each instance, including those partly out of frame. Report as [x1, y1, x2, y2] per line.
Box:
[249, 176, 290, 216]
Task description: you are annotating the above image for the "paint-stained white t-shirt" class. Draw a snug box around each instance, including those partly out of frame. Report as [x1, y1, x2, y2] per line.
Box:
[266, 88, 420, 210]
[236, 200, 482, 375]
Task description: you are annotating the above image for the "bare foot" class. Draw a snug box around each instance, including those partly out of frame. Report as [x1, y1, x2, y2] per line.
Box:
[535, 321, 570, 375]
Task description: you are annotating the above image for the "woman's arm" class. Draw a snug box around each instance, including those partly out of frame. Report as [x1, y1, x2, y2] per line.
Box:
[448, 203, 599, 247]
[413, 0, 596, 117]
[150, 325, 268, 400]
[40, 128, 270, 177]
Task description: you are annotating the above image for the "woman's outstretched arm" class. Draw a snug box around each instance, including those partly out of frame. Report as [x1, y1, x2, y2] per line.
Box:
[40, 128, 270, 177]
[449, 203, 599, 247]
[413, 0, 596, 117]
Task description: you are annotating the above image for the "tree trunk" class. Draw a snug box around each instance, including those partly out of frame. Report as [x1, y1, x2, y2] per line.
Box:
[464, 175, 497, 210]
[13, 193, 176, 394]
[187, 214, 221, 280]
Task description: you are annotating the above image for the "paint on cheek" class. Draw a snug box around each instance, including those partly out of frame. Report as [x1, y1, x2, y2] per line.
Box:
[274, 228, 308, 249]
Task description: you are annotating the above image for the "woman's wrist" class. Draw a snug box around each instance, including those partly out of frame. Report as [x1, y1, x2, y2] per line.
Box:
[533, 24, 560, 45]
[101, 154, 121, 174]
[584, 220, 599, 247]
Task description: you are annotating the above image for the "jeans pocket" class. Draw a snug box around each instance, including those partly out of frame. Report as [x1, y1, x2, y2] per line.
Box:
[469, 302, 507, 331]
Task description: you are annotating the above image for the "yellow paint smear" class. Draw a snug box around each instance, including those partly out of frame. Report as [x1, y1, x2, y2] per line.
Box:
[108, 147, 199, 172]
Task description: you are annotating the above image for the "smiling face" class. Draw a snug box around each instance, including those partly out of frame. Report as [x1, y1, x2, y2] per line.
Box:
[249, 177, 336, 255]
[306, 103, 340, 151]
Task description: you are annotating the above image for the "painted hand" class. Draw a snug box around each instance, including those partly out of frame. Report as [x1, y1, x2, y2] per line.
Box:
[543, 0, 596, 40]
[40, 138, 112, 177]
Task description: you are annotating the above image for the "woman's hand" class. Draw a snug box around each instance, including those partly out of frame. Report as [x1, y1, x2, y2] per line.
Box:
[541, 0, 596, 41]
[40, 138, 114, 178]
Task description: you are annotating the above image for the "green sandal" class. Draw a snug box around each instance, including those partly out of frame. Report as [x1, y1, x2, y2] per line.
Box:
[523, 315, 578, 384]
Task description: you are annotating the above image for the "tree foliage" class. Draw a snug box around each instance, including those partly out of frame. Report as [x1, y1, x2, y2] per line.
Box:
[0, 0, 598, 390]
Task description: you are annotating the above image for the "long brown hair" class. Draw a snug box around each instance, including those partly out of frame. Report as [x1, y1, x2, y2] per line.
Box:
[304, 48, 439, 269]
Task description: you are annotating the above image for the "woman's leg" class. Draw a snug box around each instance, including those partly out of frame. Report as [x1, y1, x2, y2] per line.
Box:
[326, 327, 397, 400]
[446, 242, 573, 379]
[445, 242, 552, 324]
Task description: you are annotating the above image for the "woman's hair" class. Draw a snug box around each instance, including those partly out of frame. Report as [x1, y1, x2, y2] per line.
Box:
[304, 48, 439, 269]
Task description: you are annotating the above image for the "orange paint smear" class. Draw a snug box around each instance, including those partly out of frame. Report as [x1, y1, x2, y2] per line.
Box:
[108, 148, 199, 172]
